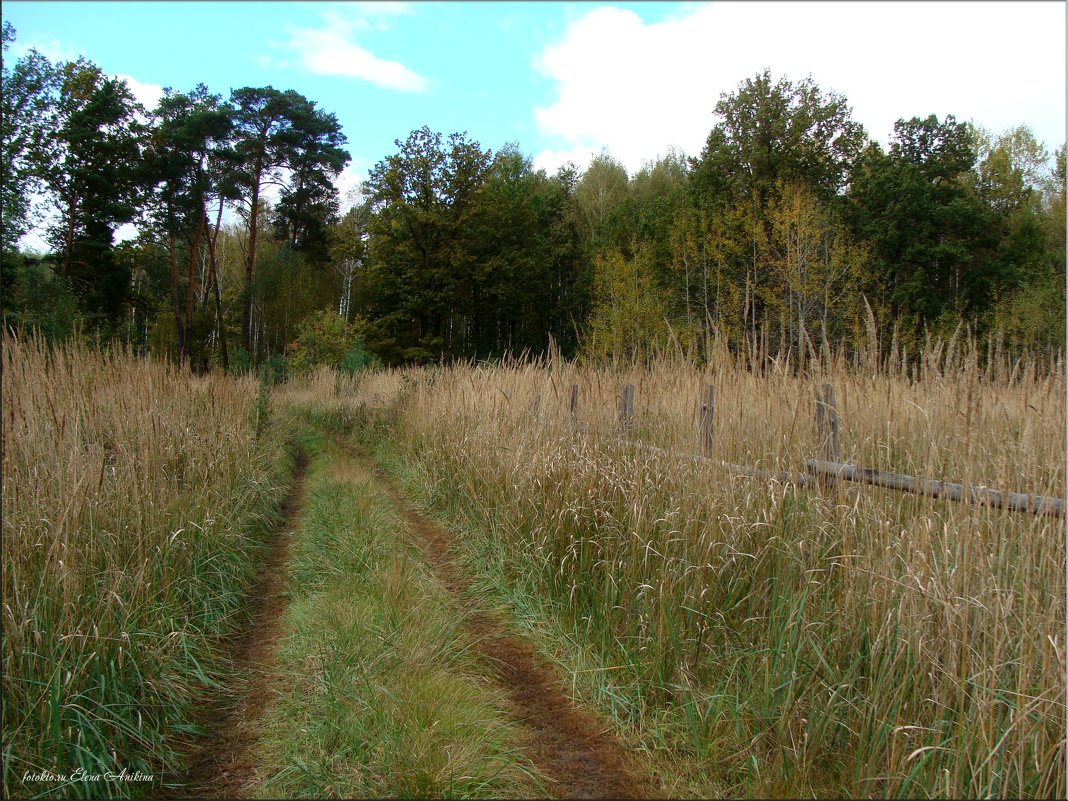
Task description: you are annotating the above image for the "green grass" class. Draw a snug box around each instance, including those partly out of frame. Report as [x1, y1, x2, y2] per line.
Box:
[356, 422, 729, 799]
[249, 408, 545, 799]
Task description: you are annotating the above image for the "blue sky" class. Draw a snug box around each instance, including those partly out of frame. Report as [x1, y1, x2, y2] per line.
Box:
[4, 0, 1066, 204]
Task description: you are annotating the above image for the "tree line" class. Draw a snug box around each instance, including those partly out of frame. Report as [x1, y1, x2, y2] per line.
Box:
[3, 23, 1064, 372]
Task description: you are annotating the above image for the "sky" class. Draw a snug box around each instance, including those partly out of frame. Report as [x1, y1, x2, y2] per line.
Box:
[4, 0, 1066, 233]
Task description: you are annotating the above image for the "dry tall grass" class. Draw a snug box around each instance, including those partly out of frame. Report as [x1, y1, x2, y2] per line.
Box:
[310, 338, 1066, 798]
[2, 334, 288, 799]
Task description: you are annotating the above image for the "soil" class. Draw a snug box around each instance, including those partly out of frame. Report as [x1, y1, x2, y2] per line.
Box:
[168, 448, 308, 799]
[371, 458, 660, 800]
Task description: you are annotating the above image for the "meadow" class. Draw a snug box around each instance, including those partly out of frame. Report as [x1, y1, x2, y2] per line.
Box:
[1, 334, 289, 799]
[3, 328, 1063, 799]
[292, 335, 1066, 798]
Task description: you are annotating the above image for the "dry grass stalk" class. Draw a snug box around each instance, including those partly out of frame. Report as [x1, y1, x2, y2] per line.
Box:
[290, 337, 1065, 798]
[2, 333, 286, 799]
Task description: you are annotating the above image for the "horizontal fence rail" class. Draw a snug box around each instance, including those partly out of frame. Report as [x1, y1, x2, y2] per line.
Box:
[806, 459, 1066, 517]
[567, 382, 1065, 519]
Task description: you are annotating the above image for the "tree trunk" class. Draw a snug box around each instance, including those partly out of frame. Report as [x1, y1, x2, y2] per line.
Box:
[242, 166, 263, 356]
[61, 192, 79, 276]
[206, 200, 229, 371]
[168, 230, 186, 362]
[184, 208, 207, 365]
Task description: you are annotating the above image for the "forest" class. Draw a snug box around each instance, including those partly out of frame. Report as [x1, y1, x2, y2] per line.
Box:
[2, 21, 1065, 370]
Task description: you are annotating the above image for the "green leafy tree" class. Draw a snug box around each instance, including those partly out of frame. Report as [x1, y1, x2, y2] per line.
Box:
[459, 145, 584, 357]
[42, 59, 145, 328]
[572, 152, 629, 244]
[690, 71, 868, 349]
[143, 85, 234, 365]
[693, 69, 868, 208]
[846, 115, 996, 345]
[585, 241, 671, 359]
[270, 100, 349, 262]
[765, 181, 867, 351]
[0, 23, 59, 256]
[285, 309, 361, 372]
[668, 199, 756, 352]
[989, 143, 1066, 352]
[973, 124, 1050, 213]
[328, 199, 370, 323]
[361, 126, 491, 363]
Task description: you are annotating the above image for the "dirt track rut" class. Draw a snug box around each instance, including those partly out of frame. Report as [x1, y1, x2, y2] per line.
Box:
[171, 449, 308, 799]
[175, 441, 656, 799]
[371, 457, 658, 800]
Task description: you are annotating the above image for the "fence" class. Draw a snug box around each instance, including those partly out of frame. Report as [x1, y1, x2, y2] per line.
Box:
[568, 382, 1065, 519]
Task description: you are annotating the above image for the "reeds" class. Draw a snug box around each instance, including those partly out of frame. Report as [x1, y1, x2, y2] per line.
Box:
[1, 333, 288, 799]
[323, 337, 1065, 798]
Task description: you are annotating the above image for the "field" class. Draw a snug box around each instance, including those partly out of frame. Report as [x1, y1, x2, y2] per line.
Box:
[2, 331, 1064, 799]
[283, 336, 1066, 798]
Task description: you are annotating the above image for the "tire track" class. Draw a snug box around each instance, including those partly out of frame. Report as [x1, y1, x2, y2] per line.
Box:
[169, 448, 308, 799]
[361, 450, 658, 800]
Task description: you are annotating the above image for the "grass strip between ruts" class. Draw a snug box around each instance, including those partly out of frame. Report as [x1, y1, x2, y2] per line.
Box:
[247, 420, 544, 799]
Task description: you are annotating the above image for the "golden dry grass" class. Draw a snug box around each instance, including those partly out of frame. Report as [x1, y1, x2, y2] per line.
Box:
[2, 333, 288, 799]
[293, 338, 1065, 798]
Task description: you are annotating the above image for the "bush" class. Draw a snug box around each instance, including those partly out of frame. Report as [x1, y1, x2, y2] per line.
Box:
[286, 310, 379, 374]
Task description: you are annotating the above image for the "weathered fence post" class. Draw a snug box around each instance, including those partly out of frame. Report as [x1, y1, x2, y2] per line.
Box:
[700, 384, 714, 457]
[816, 383, 840, 488]
[619, 383, 635, 437]
[569, 383, 579, 431]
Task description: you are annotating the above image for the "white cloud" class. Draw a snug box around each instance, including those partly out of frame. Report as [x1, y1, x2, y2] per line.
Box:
[532, 2, 1067, 174]
[115, 74, 164, 113]
[334, 160, 372, 211]
[272, 8, 428, 92]
[339, 1, 414, 31]
[531, 145, 601, 176]
[12, 37, 83, 64]
[257, 54, 290, 70]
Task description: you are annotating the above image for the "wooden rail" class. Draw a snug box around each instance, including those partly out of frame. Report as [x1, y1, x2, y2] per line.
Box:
[568, 382, 1065, 519]
[806, 460, 1065, 517]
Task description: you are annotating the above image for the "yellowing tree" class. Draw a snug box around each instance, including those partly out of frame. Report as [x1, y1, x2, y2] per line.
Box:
[765, 181, 867, 355]
[586, 241, 670, 360]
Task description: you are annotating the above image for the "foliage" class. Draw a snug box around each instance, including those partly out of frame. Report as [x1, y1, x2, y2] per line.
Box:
[585, 242, 671, 359]
[1, 22, 59, 255]
[361, 126, 491, 363]
[44, 60, 145, 326]
[0, 252, 82, 342]
[285, 309, 370, 374]
[693, 69, 867, 206]
[339, 338, 382, 375]
[226, 85, 350, 356]
[0, 25, 1063, 368]
[846, 115, 1002, 347]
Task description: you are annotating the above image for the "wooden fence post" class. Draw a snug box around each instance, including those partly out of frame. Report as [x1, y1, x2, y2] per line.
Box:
[816, 383, 840, 488]
[619, 383, 635, 437]
[700, 384, 714, 457]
